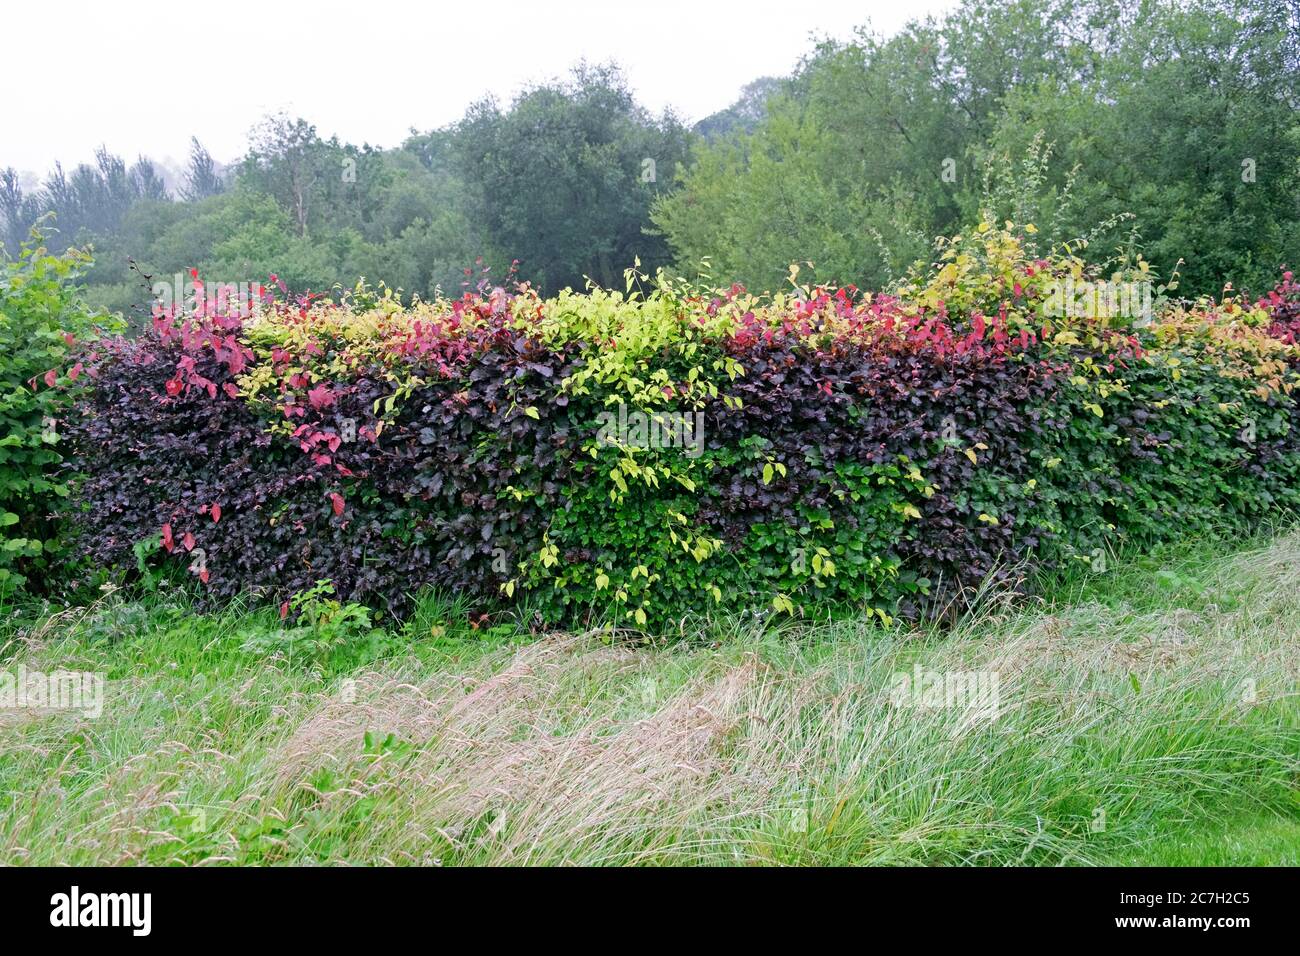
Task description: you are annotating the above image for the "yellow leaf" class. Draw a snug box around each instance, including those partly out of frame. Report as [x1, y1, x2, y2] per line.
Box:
[826, 797, 848, 835]
[965, 448, 978, 464]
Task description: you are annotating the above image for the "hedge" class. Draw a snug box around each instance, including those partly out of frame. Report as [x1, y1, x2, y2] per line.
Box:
[47, 226, 1300, 629]
[0, 235, 105, 594]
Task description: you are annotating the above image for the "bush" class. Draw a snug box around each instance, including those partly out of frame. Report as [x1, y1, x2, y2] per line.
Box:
[0, 233, 108, 594]
[59, 227, 1300, 629]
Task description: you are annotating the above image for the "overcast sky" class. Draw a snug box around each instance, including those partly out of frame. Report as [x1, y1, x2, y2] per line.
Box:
[4, 0, 958, 178]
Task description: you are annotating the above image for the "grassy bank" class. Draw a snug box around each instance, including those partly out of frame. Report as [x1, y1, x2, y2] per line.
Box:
[1, 532, 1298, 866]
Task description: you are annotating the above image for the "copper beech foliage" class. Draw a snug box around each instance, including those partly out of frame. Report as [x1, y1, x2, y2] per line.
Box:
[51, 235, 1300, 630]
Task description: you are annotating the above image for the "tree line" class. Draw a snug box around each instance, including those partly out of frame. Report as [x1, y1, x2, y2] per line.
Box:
[2, 0, 1297, 315]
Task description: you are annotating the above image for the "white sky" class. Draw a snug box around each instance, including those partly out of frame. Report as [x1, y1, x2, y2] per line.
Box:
[3, 0, 958, 178]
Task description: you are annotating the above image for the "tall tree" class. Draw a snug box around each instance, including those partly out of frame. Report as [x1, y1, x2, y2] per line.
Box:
[453, 63, 692, 293]
[0, 168, 28, 255]
[130, 157, 170, 203]
[181, 137, 224, 202]
[243, 116, 339, 238]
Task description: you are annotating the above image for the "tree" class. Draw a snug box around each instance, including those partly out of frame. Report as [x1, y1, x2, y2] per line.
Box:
[693, 77, 786, 139]
[242, 116, 345, 238]
[453, 63, 692, 293]
[653, 0, 1300, 296]
[0, 167, 33, 256]
[968, 0, 1300, 294]
[181, 137, 224, 202]
[130, 157, 169, 202]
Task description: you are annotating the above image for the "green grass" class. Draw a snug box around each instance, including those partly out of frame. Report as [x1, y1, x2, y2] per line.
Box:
[1103, 813, 1300, 866]
[1, 530, 1298, 866]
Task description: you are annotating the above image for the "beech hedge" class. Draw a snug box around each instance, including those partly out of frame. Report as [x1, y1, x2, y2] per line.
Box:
[47, 227, 1300, 629]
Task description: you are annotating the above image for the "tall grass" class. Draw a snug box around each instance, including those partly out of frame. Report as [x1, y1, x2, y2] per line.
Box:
[1, 532, 1297, 865]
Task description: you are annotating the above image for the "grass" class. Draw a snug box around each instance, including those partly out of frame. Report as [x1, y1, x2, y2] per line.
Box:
[1104, 813, 1300, 866]
[0, 530, 1297, 866]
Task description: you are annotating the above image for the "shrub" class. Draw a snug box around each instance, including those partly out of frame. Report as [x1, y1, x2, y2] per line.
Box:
[0, 233, 108, 594]
[59, 226, 1300, 630]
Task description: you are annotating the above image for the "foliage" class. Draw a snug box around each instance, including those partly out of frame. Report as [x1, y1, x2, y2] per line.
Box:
[6, 1, 1295, 316]
[1, 65, 687, 313]
[0, 231, 109, 593]
[57, 223, 1300, 630]
[452, 63, 692, 293]
[652, 0, 1300, 298]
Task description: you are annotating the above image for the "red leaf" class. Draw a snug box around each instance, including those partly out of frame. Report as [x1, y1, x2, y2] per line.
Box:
[329, 492, 345, 517]
[279, 601, 289, 620]
[43, 369, 58, 388]
[211, 504, 221, 523]
[161, 523, 175, 553]
[307, 384, 336, 410]
[199, 569, 210, 584]
[182, 532, 196, 552]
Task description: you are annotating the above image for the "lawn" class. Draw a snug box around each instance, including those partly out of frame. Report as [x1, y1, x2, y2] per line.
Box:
[1, 531, 1297, 866]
